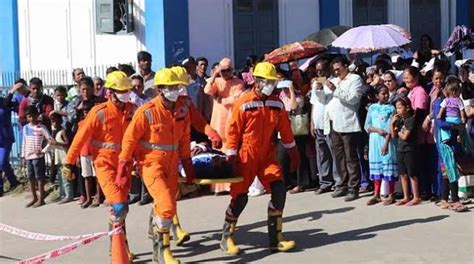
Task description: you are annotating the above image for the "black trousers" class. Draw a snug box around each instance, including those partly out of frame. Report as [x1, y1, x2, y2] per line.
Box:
[330, 130, 361, 192]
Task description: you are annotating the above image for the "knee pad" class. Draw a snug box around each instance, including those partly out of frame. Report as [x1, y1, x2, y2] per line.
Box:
[230, 194, 248, 217]
[109, 203, 129, 223]
[269, 181, 286, 211]
[154, 216, 172, 231]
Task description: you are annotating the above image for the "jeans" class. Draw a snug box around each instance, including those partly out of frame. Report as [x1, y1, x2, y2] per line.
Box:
[0, 142, 18, 188]
[56, 165, 74, 199]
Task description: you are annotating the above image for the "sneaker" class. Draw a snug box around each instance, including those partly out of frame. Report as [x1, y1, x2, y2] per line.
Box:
[314, 186, 332, 195]
[331, 189, 348, 198]
[344, 192, 359, 202]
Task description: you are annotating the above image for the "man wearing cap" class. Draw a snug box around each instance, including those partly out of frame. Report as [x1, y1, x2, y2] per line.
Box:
[137, 51, 156, 99]
[63, 71, 136, 263]
[204, 58, 244, 193]
[220, 62, 300, 255]
[118, 68, 197, 264]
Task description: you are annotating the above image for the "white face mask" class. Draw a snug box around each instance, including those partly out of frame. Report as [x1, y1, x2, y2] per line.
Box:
[115, 92, 130, 103]
[163, 89, 180, 102]
[261, 84, 276, 96]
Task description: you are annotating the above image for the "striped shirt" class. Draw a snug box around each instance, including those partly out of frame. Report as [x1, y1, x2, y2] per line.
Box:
[21, 123, 53, 160]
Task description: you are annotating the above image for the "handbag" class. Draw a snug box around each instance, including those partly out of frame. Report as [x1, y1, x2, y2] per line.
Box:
[290, 112, 309, 136]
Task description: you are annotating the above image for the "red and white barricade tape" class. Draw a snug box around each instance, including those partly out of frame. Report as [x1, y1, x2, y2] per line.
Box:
[0, 223, 122, 264]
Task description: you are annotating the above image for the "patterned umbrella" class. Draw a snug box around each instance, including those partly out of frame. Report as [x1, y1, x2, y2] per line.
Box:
[332, 24, 411, 54]
[264, 41, 327, 65]
[304, 26, 352, 47]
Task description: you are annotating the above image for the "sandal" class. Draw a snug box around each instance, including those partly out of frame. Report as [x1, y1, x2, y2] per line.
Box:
[383, 195, 396, 206]
[366, 197, 381, 206]
[449, 202, 468, 213]
[436, 200, 450, 209]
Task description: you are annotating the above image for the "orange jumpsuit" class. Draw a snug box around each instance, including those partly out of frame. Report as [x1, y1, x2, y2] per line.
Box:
[225, 91, 296, 199]
[119, 96, 191, 220]
[64, 99, 135, 204]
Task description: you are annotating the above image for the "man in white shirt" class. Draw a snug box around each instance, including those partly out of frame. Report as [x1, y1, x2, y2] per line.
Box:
[315, 57, 364, 201]
[310, 59, 341, 194]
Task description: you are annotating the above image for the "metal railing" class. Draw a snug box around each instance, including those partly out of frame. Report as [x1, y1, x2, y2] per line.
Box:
[0, 62, 136, 165]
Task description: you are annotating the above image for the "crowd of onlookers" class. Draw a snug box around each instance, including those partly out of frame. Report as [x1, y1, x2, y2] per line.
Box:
[0, 33, 473, 212]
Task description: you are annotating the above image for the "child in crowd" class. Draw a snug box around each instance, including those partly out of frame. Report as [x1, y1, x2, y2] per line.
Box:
[365, 85, 398, 205]
[437, 81, 467, 143]
[53, 86, 68, 117]
[391, 97, 421, 206]
[49, 112, 74, 204]
[77, 101, 97, 208]
[21, 106, 55, 208]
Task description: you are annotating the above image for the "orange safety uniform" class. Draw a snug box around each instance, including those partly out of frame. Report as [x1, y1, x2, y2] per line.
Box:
[225, 91, 296, 199]
[119, 96, 191, 220]
[64, 99, 136, 204]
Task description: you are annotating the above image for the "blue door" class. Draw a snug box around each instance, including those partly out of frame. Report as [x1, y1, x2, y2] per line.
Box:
[233, 0, 279, 69]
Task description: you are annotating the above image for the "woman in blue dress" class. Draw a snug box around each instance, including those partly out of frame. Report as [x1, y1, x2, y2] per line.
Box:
[365, 85, 398, 205]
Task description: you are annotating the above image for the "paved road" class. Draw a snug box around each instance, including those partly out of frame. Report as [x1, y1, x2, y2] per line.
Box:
[1, 191, 473, 263]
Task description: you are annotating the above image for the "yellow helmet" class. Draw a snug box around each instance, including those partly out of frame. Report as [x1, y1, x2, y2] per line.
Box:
[104, 71, 133, 91]
[170, 66, 190, 85]
[252, 62, 279, 80]
[153, 68, 182, 86]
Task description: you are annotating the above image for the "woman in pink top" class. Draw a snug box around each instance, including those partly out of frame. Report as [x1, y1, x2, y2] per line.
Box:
[404, 66, 439, 200]
[204, 58, 244, 193]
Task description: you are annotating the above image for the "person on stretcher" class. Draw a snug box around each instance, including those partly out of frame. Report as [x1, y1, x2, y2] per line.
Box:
[180, 142, 233, 180]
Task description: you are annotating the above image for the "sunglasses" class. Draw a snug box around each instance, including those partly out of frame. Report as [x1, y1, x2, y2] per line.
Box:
[221, 68, 233, 73]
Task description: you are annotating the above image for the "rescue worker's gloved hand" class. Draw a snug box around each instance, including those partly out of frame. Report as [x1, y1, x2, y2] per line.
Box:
[206, 129, 223, 149]
[287, 147, 301, 173]
[62, 164, 76, 180]
[181, 158, 196, 184]
[116, 160, 132, 189]
[227, 155, 238, 177]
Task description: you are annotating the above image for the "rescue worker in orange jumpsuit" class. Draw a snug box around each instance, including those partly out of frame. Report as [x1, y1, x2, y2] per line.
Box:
[63, 71, 136, 264]
[164, 66, 222, 246]
[221, 62, 301, 255]
[117, 68, 197, 264]
[142, 66, 222, 248]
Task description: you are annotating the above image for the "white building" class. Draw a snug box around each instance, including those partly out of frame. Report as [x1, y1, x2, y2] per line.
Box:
[1, 0, 472, 87]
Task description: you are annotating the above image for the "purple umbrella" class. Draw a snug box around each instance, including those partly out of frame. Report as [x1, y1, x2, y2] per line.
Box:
[332, 24, 411, 53]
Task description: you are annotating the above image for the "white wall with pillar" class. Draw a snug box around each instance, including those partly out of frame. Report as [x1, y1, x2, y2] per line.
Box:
[16, 0, 146, 73]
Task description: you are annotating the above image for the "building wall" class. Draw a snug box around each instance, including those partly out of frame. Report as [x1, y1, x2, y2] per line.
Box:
[188, 0, 321, 67]
[278, 0, 320, 45]
[16, 0, 146, 73]
[188, 0, 234, 67]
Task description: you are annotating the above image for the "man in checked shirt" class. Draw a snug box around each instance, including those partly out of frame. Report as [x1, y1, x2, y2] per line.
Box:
[21, 105, 55, 208]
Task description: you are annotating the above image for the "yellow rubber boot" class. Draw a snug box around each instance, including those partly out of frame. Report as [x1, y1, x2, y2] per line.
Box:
[171, 215, 190, 246]
[220, 217, 240, 256]
[152, 227, 181, 264]
[268, 212, 296, 253]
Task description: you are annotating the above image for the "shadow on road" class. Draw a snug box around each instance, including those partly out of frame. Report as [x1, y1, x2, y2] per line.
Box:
[177, 214, 449, 263]
[0, 255, 20, 261]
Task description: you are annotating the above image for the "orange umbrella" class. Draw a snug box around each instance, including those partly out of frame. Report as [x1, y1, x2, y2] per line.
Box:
[264, 41, 327, 65]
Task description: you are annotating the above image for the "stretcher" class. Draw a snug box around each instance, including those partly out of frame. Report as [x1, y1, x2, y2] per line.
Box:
[179, 177, 243, 185]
